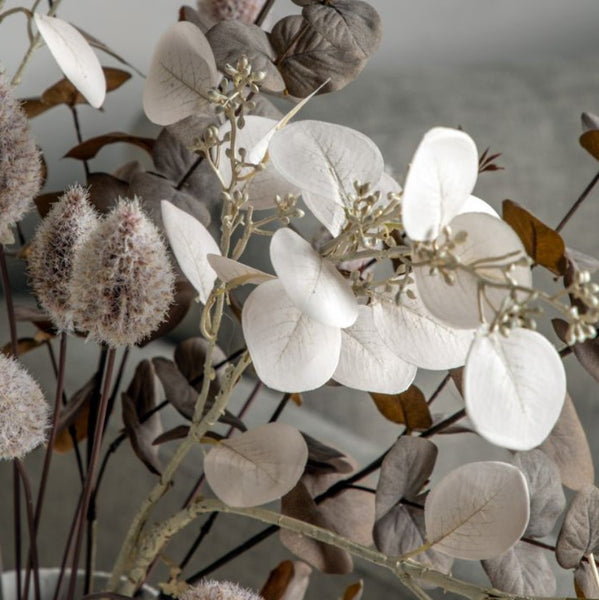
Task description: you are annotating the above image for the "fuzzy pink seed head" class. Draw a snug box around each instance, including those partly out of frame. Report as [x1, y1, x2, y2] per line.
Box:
[28, 185, 98, 331]
[181, 580, 263, 600]
[198, 0, 266, 24]
[0, 74, 42, 244]
[0, 354, 48, 460]
[70, 197, 175, 347]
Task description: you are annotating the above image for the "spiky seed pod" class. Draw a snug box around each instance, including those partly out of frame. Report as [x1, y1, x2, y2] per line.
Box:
[199, 0, 266, 24]
[0, 74, 42, 244]
[181, 580, 263, 600]
[0, 354, 48, 460]
[70, 198, 175, 347]
[28, 185, 98, 331]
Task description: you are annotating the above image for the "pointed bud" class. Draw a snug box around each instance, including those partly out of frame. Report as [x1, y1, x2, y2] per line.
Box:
[0, 75, 43, 244]
[28, 185, 98, 331]
[199, 0, 267, 24]
[0, 354, 48, 460]
[581, 111, 599, 132]
[70, 198, 175, 346]
[182, 580, 262, 600]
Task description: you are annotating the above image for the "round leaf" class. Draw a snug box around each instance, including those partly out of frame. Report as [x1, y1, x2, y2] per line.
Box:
[242, 280, 341, 392]
[204, 423, 308, 507]
[464, 327, 566, 451]
[270, 228, 358, 328]
[34, 13, 106, 108]
[143, 21, 218, 125]
[402, 127, 478, 242]
[425, 461, 530, 560]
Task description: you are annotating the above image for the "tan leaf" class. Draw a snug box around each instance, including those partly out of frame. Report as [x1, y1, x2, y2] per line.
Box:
[342, 580, 363, 600]
[369, 386, 432, 431]
[64, 132, 155, 161]
[580, 130, 599, 162]
[503, 199, 567, 275]
[1, 336, 50, 357]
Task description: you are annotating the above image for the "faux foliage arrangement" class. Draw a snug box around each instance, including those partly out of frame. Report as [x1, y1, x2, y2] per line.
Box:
[2, 1, 599, 600]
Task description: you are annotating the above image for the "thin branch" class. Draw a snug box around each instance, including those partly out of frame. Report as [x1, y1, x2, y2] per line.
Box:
[254, 0, 276, 27]
[556, 170, 599, 233]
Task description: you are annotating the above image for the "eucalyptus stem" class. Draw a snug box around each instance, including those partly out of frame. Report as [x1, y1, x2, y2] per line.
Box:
[556, 170, 599, 233]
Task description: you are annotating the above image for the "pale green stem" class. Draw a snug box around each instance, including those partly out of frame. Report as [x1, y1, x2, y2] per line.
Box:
[588, 552, 599, 592]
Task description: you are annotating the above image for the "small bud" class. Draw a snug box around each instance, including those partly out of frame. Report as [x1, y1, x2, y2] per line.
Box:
[581, 111, 599, 133]
[70, 198, 175, 347]
[28, 185, 98, 331]
[0, 354, 48, 460]
[0, 74, 42, 244]
[181, 580, 262, 600]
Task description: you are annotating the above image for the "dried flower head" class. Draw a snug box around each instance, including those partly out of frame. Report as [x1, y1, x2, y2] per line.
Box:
[0, 74, 42, 244]
[28, 185, 98, 331]
[181, 580, 263, 600]
[70, 198, 175, 347]
[0, 354, 48, 459]
[198, 0, 266, 24]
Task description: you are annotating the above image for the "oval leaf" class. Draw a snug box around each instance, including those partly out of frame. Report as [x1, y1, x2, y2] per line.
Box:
[161, 200, 220, 302]
[144, 21, 218, 125]
[425, 461, 530, 560]
[64, 132, 154, 161]
[207, 254, 274, 286]
[34, 13, 105, 108]
[242, 280, 341, 392]
[270, 228, 358, 328]
[369, 386, 432, 431]
[205, 423, 308, 507]
[464, 327, 566, 451]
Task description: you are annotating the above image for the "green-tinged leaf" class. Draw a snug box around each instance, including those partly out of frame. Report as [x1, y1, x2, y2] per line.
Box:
[369, 386, 432, 431]
[64, 132, 155, 161]
[503, 199, 567, 275]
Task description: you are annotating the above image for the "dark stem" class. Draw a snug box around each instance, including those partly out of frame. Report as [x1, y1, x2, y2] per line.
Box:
[419, 409, 466, 438]
[15, 459, 40, 600]
[88, 347, 109, 466]
[269, 392, 291, 423]
[427, 373, 451, 406]
[189, 347, 246, 388]
[179, 513, 219, 570]
[66, 348, 117, 600]
[556, 170, 599, 233]
[254, 0, 276, 27]
[176, 156, 203, 191]
[70, 106, 90, 179]
[13, 463, 22, 600]
[0, 245, 19, 357]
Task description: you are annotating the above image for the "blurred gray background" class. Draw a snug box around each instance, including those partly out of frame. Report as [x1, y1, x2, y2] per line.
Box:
[2, 1, 599, 599]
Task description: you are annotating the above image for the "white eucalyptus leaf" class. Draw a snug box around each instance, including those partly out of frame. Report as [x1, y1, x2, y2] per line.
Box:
[161, 200, 220, 302]
[269, 120, 384, 234]
[464, 327, 566, 451]
[270, 228, 358, 328]
[207, 254, 274, 286]
[482, 542, 556, 597]
[459, 195, 499, 218]
[425, 461, 530, 560]
[143, 21, 218, 125]
[402, 127, 478, 241]
[334, 305, 416, 393]
[242, 280, 341, 392]
[413, 212, 531, 329]
[372, 292, 475, 370]
[34, 14, 106, 108]
[204, 422, 308, 507]
[301, 190, 347, 237]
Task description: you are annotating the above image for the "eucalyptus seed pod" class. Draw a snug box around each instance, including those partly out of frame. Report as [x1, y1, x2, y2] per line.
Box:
[70, 198, 175, 347]
[0, 354, 48, 460]
[28, 185, 98, 331]
[199, 0, 266, 23]
[181, 580, 262, 600]
[0, 74, 42, 244]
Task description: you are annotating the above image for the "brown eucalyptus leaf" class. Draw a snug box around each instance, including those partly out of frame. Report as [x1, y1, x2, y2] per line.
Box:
[482, 541, 556, 597]
[280, 482, 353, 574]
[302, 433, 354, 475]
[152, 424, 190, 445]
[503, 199, 566, 275]
[260, 560, 311, 600]
[375, 436, 438, 521]
[64, 132, 155, 161]
[369, 386, 432, 431]
[34, 191, 62, 218]
[302, 0, 382, 59]
[205, 423, 308, 507]
[539, 393, 594, 491]
[139, 279, 196, 345]
[342, 581, 363, 600]
[1, 336, 50, 357]
[270, 15, 365, 97]
[87, 172, 129, 213]
[54, 374, 97, 452]
[122, 360, 163, 475]
[553, 318, 599, 384]
[206, 21, 285, 93]
[128, 172, 211, 233]
[557, 485, 599, 568]
[513, 449, 566, 538]
[575, 561, 599, 599]
[174, 337, 227, 390]
[580, 130, 599, 162]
